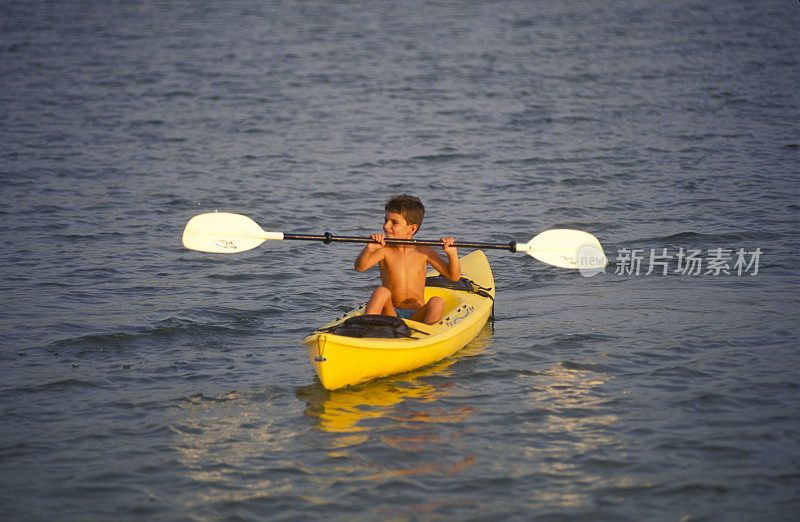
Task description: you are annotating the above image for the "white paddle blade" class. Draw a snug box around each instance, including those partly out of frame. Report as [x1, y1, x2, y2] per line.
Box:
[181, 212, 283, 253]
[518, 229, 607, 273]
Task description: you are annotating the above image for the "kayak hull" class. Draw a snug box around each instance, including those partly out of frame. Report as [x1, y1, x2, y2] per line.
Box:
[303, 250, 495, 390]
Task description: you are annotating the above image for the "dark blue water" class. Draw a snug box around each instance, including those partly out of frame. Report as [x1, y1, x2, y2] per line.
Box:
[1, 0, 798, 519]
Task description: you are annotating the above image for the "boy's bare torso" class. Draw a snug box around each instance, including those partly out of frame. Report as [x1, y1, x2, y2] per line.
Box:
[377, 245, 435, 309]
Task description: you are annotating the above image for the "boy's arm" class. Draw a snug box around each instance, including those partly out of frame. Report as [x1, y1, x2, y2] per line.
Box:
[354, 234, 386, 271]
[427, 237, 461, 281]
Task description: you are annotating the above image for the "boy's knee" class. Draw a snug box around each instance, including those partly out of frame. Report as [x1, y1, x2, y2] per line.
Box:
[374, 286, 392, 298]
[422, 296, 446, 324]
[370, 286, 392, 303]
[429, 296, 445, 312]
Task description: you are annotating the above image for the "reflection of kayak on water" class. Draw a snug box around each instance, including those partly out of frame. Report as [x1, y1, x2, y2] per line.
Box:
[303, 250, 496, 390]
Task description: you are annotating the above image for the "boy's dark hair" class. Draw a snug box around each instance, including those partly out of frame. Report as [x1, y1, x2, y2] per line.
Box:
[385, 195, 425, 229]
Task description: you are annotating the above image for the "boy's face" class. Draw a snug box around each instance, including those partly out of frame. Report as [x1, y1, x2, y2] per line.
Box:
[383, 211, 418, 239]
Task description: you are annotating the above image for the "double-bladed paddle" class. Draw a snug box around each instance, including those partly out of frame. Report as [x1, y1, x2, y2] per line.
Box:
[181, 212, 607, 272]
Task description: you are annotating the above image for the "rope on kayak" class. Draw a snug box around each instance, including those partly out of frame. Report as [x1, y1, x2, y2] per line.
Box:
[426, 275, 495, 319]
[314, 335, 327, 362]
[425, 275, 494, 301]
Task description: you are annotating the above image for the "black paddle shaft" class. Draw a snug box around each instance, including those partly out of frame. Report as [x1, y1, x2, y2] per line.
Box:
[282, 233, 518, 252]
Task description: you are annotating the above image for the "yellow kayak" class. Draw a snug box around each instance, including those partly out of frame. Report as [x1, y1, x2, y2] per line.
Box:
[303, 250, 495, 390]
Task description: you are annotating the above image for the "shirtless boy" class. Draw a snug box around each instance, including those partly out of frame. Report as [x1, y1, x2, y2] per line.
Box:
[354, 195, 461, 325]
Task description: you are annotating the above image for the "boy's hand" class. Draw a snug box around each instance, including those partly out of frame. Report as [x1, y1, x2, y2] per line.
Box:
[441, 237, 457, 256]
[367, 233, 385, 251]
[354, 234, 386, 272]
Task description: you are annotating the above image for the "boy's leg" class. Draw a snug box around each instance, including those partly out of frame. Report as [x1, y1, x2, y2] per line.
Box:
[411, 296, 445, 325]
[365, 286, 396, 316]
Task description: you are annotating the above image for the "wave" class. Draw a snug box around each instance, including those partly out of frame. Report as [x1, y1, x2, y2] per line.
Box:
[6, 378, 107, 395]
[617, 230, 776, 247]
[494, 156, 571, 166]
[560, 360, 617, 374]
[543, 333, 618, 350]
[410, 152, 484, 163]
[354, 153, 484, 168]
[45, 309, 283, 354]
[560, 176, 607, 186]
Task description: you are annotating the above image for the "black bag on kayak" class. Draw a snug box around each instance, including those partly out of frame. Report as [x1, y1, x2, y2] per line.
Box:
[331, 314, 414, 339]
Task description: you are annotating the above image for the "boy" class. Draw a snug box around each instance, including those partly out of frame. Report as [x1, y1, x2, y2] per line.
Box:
[354, 195, 461, 325]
